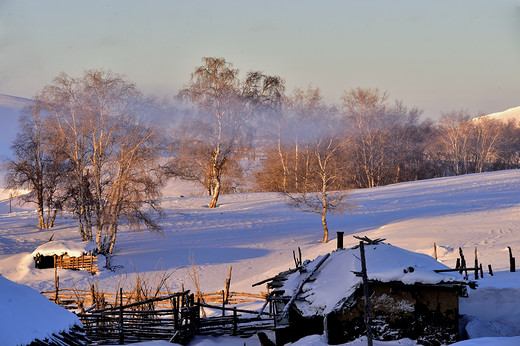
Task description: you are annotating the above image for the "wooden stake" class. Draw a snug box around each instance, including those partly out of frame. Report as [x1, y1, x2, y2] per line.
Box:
[224, 266, 232, 304]
[488, 264, 493, 276]
[474, 247, 479, 280]
[433, 242, 437, 260]
[359, 241, 373, 346]
[508, 246, 516, 272]
[54, 266, 59, 304]
[459, 248, 467, 276]
[221, 290, 226, 317]
[119, 287, 124, 345]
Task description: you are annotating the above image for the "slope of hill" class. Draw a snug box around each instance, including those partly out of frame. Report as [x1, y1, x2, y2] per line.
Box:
[0, 94, 32, 159]
[0, 170, 520, 344]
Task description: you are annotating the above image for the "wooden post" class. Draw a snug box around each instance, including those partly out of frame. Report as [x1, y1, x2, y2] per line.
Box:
[232, 307, 237, 336]
[196, 297, 201, 333]
[221, 290, 226, 317]
[54, 266, 59, 304]
[359, 241, 373, 346]
[488, 264, 493, 276]
[479, 263, 484, 278]
[119, 287, 124, 345]
[433, 242, 437, 260]
[337, 232, 344, 250]
[173, 296, 179, 330]
[508, 246, 516, 272]
[293, 247, 302, 267]
[474, 247, 479, 280]
[224, 266, 232, 304]
[459, 248, 467, 276]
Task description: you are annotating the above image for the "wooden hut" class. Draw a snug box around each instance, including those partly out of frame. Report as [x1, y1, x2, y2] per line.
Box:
[32, 240, 99, 274]
[262, 241, 472, 345]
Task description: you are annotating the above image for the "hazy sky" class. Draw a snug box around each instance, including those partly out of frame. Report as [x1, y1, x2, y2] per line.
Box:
[1, 0, 520, 120]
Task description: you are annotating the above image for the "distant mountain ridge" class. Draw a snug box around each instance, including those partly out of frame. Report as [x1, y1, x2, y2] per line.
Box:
[0, 94, 33, 109]
[478, 106, 520, 122]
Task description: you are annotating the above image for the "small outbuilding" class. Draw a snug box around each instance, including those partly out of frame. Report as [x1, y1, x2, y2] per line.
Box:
[32, 240, 99, 274]
[263, 241, 471, 345]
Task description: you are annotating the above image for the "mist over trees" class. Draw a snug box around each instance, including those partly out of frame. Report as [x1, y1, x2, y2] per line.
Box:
[5, 57, 520, 246]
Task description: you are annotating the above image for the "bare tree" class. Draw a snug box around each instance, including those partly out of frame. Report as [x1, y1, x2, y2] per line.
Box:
[470, 117, 504, 173]
[284, 130, 352, 243]
[428, 111, 473, 176]
[494, 119, 520, 169]
[4, 100, 68, 229]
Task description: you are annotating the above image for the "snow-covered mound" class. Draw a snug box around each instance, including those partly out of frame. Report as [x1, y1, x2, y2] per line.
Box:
[0, 274, 83, 346]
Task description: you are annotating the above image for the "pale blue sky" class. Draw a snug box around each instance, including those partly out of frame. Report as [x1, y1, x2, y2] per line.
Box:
[1, 0, 519, 119]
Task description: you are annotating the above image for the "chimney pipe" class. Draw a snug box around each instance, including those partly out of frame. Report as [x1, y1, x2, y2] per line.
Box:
[337, 232, 344, 250]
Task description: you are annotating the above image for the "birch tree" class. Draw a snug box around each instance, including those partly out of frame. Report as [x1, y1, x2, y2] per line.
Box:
[40, 69, 162, 254]
[174, 57, 283, 207]
[4, 100, 68, 229]
[284, 130, 352, 243]
[430, 111, 473, 176]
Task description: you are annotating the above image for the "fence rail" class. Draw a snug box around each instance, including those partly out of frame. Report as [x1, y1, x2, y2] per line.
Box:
[41, 288, 267, 312]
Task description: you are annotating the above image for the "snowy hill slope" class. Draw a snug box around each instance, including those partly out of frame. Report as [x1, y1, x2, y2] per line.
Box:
[0, 170, 519, 294]
[0, 94, 32, 159]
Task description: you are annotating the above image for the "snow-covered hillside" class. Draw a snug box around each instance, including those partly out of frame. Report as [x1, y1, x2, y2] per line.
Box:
[1, 169, 520, 345]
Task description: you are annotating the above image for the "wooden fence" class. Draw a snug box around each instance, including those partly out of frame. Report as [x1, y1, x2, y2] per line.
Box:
[72, 289, 274, 344]
[55, 254, 98, 274]
[77, 290, 196, 344]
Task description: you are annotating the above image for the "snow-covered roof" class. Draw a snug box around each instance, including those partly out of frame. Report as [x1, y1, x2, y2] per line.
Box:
[277, 243, 467, 317]
[0, 275, 82, 346]
[32, 240, 97, 257]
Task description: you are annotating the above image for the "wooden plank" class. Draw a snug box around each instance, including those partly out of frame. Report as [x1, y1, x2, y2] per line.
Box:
[279, 253, 330, 320]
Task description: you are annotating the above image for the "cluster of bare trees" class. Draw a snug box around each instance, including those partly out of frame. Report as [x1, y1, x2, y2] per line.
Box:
[5, 70, 163, 254]
[6, 57, 520, 247]
[428, 111, 520, 176]
[252, 86, 520, 241]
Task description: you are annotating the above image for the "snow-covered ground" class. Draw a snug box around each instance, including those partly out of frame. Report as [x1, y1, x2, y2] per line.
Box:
[1, 169, 520, 345]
